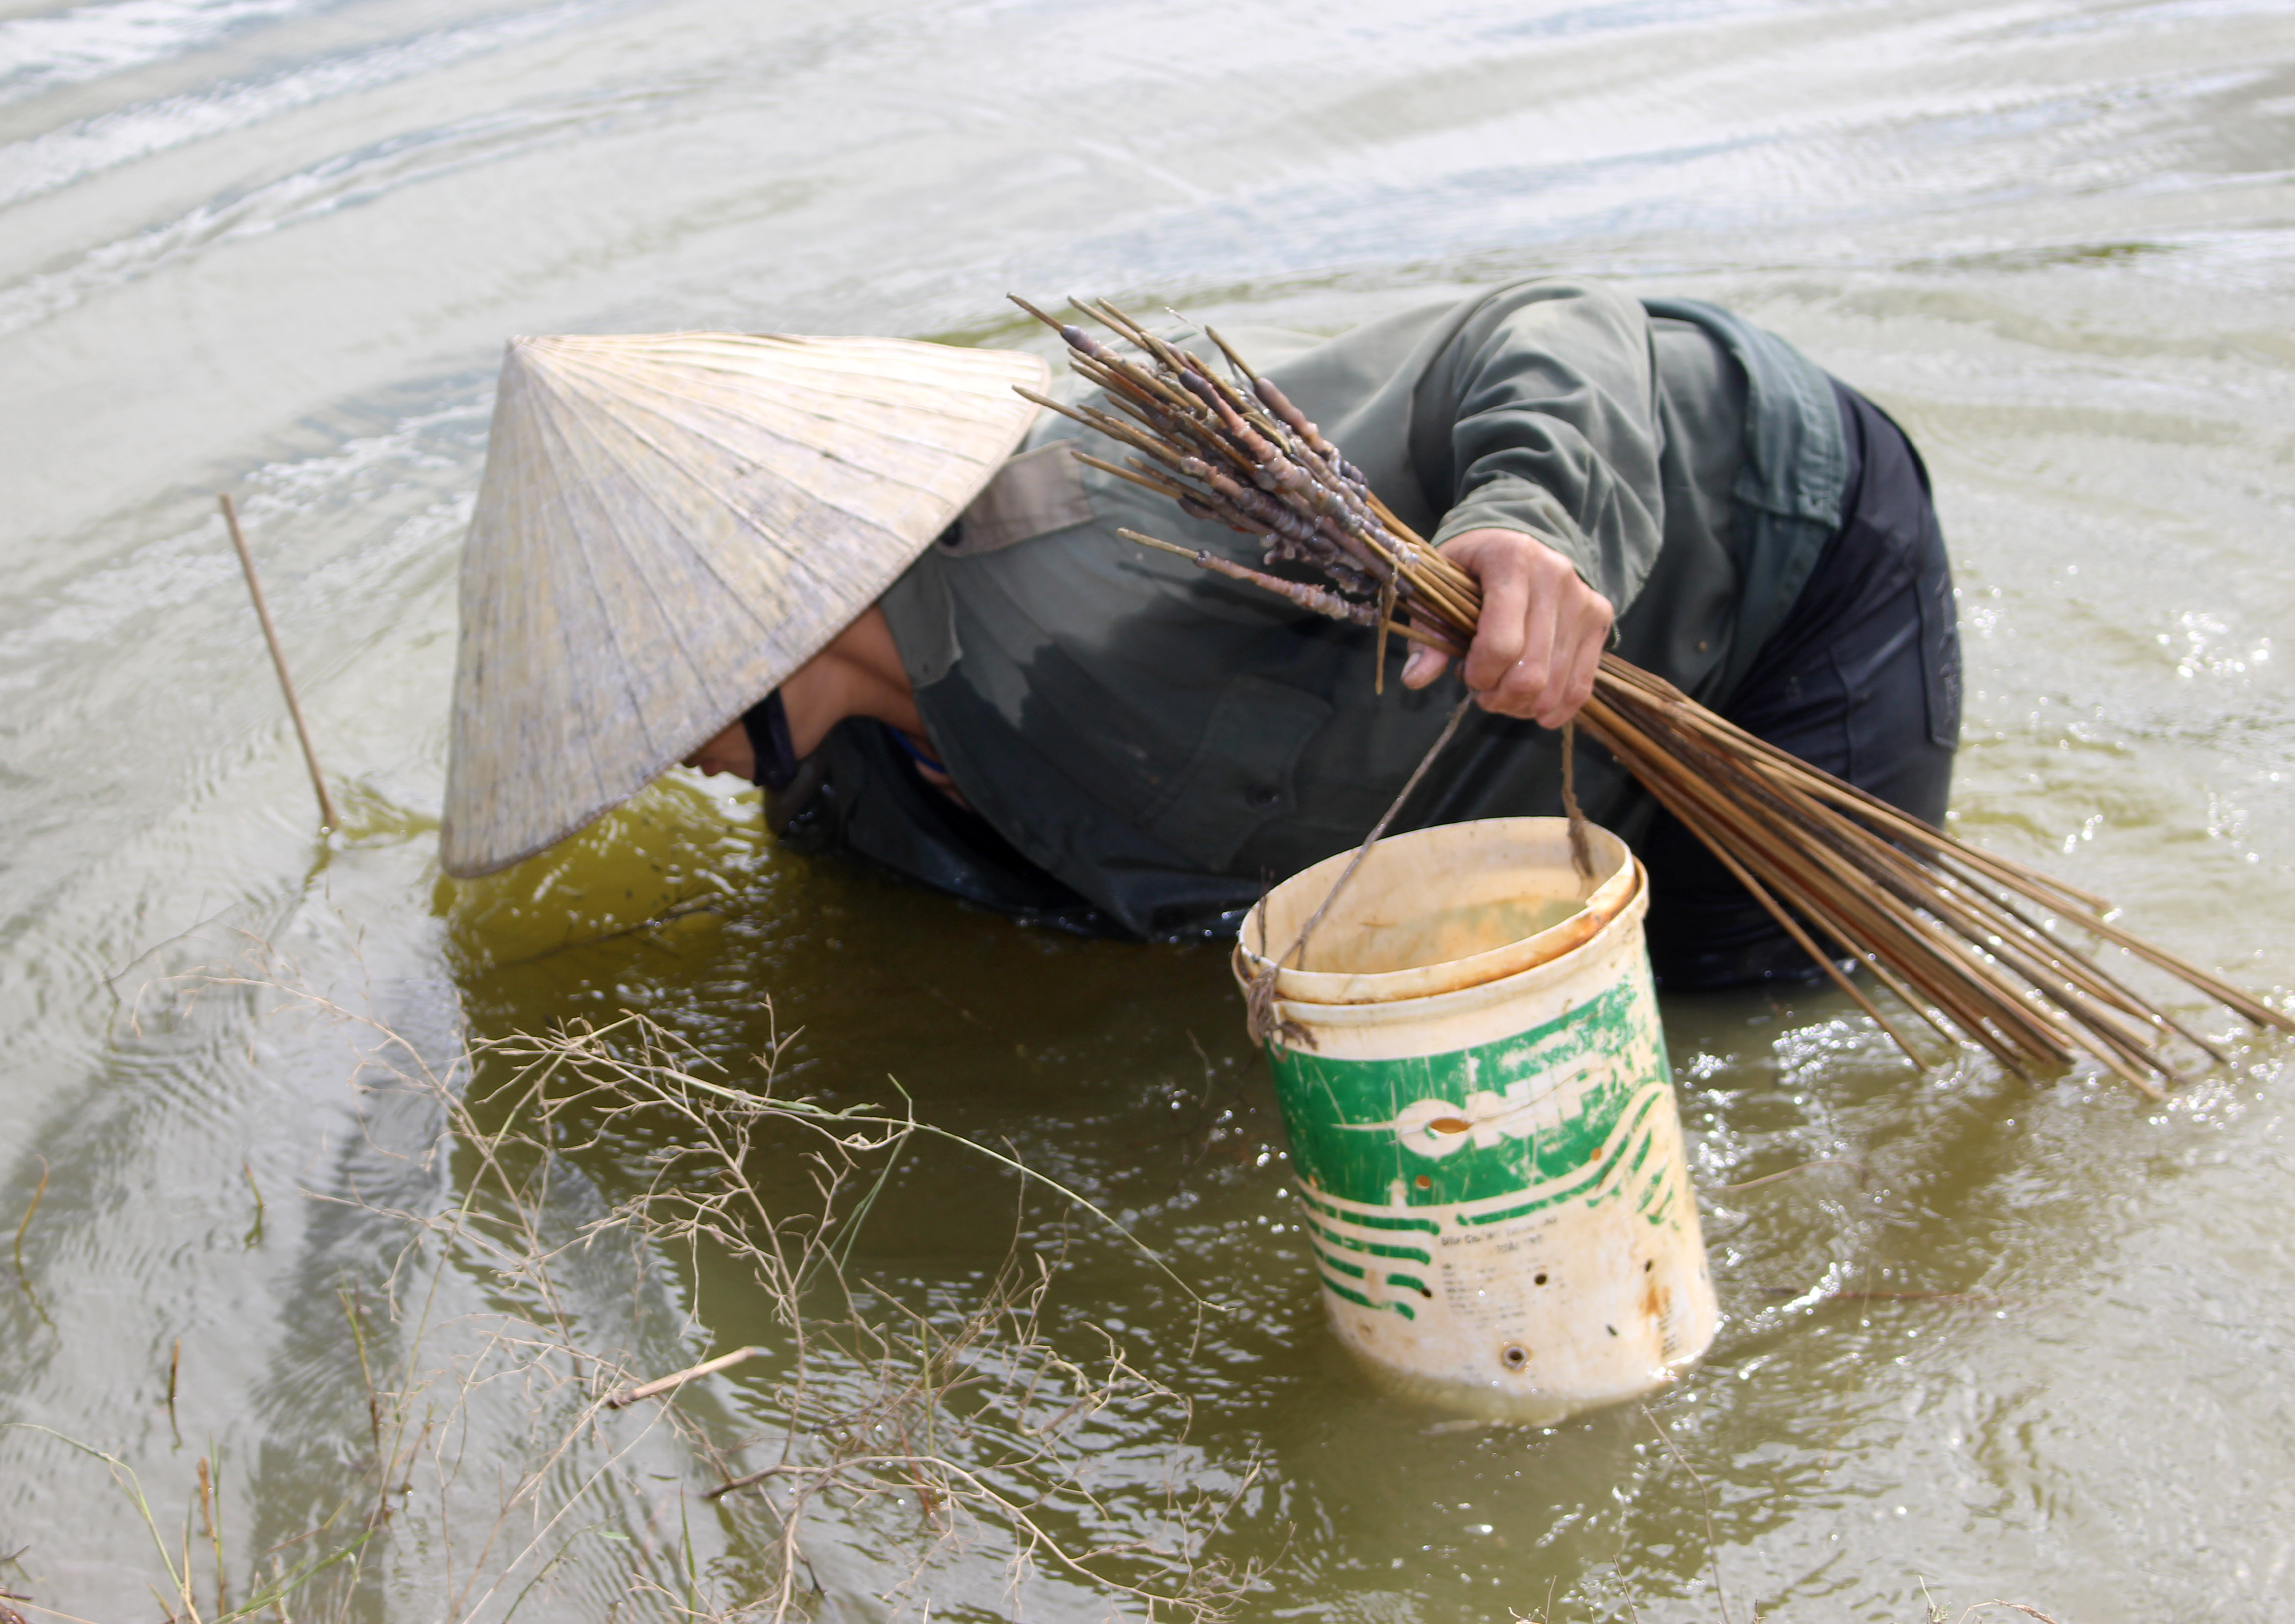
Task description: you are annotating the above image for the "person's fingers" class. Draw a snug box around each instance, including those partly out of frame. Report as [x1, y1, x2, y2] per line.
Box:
[1429, 527, 1615, 724]
[1462, 537, 1568, 719]
[1535, 602, 1609, 729]
[1487, 561, 1561, 716]
[1460, 543, 1530, 694]
[1400, 643, 1447, 689]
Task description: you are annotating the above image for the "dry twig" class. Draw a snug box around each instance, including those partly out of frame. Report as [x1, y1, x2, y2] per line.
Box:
[72, 950, 1265, 1623]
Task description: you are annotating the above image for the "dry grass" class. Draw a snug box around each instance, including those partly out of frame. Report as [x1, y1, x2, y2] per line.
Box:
[12, 951, 1266, 1622]
[11, 944, 2085, 1624]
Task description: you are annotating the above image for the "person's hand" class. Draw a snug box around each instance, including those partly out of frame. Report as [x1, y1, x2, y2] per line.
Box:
[1398, 526, 1613, 728]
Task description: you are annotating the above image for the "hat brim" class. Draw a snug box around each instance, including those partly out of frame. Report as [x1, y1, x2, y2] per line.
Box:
[439, 332, 1048, 879]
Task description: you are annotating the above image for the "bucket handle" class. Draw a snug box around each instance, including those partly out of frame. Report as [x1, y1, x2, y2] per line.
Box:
[1247, 696, 1478, 1048]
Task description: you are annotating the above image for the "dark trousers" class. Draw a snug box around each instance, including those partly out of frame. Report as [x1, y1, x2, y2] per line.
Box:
[1640, 381, 1963, 989]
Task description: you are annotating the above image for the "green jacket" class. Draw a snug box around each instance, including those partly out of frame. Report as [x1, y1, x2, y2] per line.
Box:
[863, 277, 1845, 938]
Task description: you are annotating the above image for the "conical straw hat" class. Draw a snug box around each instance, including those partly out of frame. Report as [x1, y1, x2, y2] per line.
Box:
[439, 331, 1049, 878]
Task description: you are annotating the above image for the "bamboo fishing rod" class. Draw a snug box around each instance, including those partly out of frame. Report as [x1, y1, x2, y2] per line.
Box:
[1008, 294, 2291, 1094]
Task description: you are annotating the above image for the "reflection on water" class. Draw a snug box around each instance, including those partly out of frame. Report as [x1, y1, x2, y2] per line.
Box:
[4, 0, 2295, 1618]
[437, 777, 763, 973]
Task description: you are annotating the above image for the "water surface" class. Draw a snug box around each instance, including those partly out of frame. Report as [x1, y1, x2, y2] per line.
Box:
[4, 0, 2294, 1619]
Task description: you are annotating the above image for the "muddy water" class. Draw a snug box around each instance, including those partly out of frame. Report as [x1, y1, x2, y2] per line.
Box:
[4, 0, 2295, 1618]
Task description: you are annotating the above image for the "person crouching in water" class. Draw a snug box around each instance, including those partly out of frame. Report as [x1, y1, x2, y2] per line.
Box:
[444, 279, 1957, 990]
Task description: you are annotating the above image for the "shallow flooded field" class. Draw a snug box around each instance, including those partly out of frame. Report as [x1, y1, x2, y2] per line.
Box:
[3, 0, 2294, 1619]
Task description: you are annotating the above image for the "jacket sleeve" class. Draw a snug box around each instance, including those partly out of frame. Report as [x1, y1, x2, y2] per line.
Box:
[1411, 279, 1665, 614]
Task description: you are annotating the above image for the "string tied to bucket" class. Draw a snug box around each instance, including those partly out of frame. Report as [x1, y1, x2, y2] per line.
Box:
[1249, 696, 1600, 1051]
[1561, 718, 1596, 884]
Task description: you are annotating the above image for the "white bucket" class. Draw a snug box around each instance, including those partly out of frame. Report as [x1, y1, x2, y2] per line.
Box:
[1235, 817, 1717, 1420]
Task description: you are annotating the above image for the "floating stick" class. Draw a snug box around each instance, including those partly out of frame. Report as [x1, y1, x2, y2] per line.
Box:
[606, 1345, 765, 1408]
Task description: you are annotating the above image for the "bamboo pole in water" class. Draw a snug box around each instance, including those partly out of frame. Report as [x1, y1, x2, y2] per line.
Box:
[1012, 293, 2294, 1096]
[219, 493, 339, 832]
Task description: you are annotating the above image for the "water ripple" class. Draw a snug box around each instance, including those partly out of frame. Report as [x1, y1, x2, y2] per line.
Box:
[0, 0, 603, 207]
[0, 74, 681, 339]
[0, 0, 318, 107]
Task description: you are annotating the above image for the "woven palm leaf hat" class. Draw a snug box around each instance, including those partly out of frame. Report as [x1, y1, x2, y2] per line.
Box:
[439, 331, 1048, 878]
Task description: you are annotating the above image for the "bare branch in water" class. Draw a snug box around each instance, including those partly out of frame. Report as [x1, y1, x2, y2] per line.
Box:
[69, 945, 1265, 1623]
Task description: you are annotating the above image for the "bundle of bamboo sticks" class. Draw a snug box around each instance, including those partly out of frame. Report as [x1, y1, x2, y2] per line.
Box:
[1008, 293, 2290, 1097]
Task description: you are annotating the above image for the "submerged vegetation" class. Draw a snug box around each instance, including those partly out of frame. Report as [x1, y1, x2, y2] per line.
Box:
[14, 956, 1267, 1622]
[2, 945, 2094, 1624]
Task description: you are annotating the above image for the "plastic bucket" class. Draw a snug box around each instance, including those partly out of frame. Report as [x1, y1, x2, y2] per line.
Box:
[1234, 817, 1717, 1419]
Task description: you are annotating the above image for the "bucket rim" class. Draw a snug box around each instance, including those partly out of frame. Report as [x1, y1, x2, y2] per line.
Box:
[1236, 816, 1640, 1005]
[1232, 861, 1650, 1030]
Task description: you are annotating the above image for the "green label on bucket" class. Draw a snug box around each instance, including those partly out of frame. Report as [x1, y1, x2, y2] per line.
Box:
[1269, 977, 1671, 1210]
